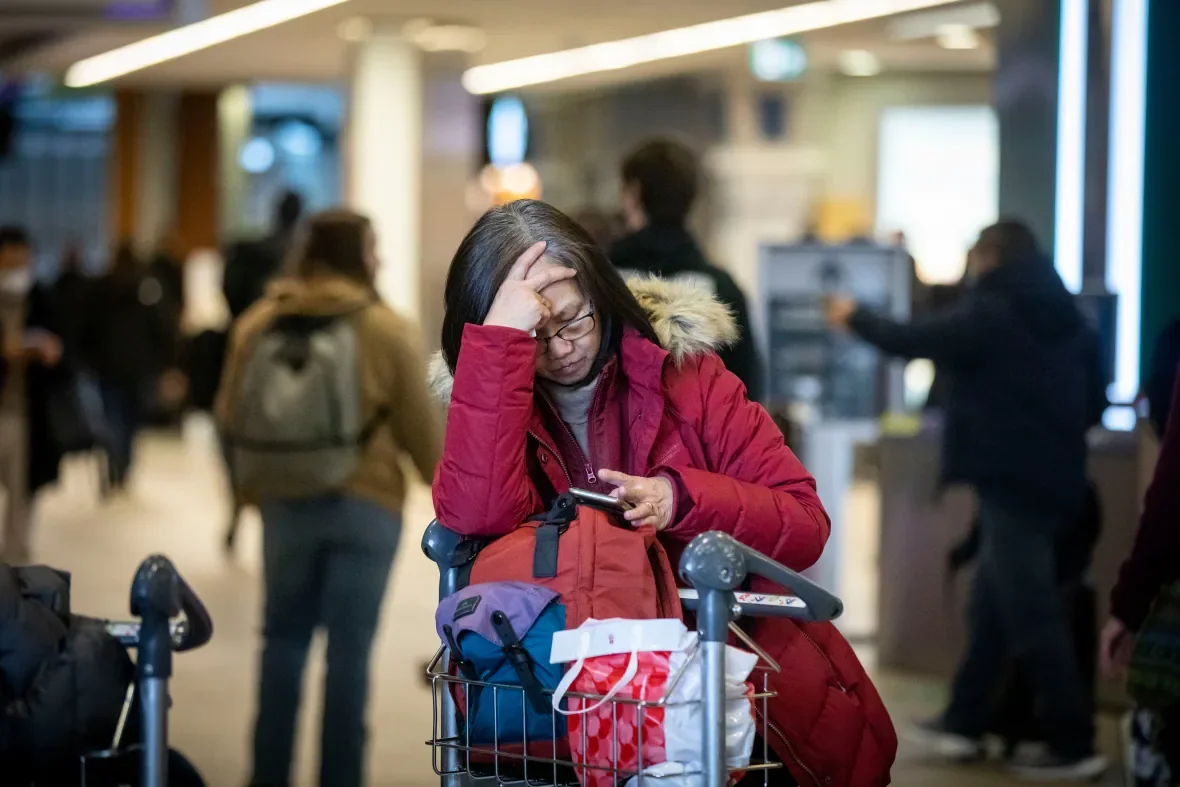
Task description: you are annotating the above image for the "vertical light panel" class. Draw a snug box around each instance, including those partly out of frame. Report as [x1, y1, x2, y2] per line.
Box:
[1054, 0, 1088, 294]
[1104, 0, 1149, 429]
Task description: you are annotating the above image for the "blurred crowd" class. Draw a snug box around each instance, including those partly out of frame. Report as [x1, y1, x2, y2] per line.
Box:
[0, 136, 1177, 787]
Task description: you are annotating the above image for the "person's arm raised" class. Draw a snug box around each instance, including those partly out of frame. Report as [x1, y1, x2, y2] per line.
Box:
[432, 242, 576, 537]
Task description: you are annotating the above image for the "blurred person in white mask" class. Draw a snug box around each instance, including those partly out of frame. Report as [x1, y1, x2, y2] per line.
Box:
[0, 226, 64, 564]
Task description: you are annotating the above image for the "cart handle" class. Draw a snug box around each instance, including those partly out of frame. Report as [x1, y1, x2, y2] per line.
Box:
[129, 555, 214, 658]
[679, 531, 843, 627]
[421, 520, 486, 599]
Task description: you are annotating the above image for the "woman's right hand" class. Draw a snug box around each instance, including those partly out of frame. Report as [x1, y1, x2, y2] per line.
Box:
[483, 241, 577, 334]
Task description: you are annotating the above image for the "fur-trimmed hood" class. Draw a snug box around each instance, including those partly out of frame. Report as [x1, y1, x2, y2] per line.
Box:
[427, 275, 738, 404]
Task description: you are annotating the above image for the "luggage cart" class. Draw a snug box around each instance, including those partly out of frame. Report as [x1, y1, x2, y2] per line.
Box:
[423, 523, 844, 787]
[82, 554, 215, 787]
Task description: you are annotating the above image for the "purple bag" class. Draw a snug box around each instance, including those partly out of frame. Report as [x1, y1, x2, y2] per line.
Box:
[436, 581, 567, 743]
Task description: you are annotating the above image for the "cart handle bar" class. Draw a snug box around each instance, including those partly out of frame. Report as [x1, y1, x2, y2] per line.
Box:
[679, 531, 843, 626]
[128, 555, 213, 653]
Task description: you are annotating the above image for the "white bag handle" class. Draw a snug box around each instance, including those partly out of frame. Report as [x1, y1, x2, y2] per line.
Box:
[551, 622, 642, 716]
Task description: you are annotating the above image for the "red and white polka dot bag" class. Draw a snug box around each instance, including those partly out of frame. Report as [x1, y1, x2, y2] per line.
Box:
[550, 618, 757, 787]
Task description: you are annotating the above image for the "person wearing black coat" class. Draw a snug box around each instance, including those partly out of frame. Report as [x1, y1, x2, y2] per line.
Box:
[828, 220, 1108, 781]
[81, 243, 173, 491]
[0, 227, 69, 564]
[0, 563, 133, 783]
[610, 139, 764, 402]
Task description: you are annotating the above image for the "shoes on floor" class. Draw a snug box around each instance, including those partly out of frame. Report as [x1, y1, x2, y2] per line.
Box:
[903, 717, 986, 762]
[1007, 750, 1109, 782]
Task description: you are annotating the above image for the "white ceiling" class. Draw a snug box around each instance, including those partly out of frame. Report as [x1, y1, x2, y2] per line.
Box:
[4, 0, 992, 92]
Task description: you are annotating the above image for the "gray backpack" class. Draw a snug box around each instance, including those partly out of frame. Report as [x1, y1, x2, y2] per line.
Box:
[229, 308, 379, 500]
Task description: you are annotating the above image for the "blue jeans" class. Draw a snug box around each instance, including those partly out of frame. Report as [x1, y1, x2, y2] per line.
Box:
[943, 496, 1095, 759]
[250, 495, 401, 787]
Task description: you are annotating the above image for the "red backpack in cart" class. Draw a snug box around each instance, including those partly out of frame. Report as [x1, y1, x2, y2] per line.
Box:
[467, 492, 682, 627]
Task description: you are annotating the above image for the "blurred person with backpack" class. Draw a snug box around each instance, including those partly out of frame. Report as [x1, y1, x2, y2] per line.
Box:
[431, 199, 896, 786]
[216, 209, 441, 787]
[81, 242, 172, 492]
[609, 138, 764, 402]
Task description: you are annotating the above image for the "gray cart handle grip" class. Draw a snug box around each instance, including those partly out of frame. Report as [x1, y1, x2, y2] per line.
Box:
[679, 531, 843, 626]
[129, 555, 214, 655]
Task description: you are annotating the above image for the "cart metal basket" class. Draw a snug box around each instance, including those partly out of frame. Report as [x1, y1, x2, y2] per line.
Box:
[423, 522, 844, 787]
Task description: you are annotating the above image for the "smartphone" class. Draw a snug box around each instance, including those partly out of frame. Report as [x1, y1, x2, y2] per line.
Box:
[570, 487, 633, 513]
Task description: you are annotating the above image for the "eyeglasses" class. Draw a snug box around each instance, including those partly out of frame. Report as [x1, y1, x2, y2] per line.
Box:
[537, 311, 596, 353]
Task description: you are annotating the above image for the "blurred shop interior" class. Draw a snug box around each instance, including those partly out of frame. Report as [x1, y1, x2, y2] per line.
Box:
[0, 0, 1175, 782]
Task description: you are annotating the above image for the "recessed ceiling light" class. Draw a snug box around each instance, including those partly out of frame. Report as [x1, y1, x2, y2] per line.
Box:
[337, 16, 372, 43]
[402, 18, 486, 53]
[462, 0, 959, 94]
[838, 49, 882, 77]
[936, 23, 981, 50]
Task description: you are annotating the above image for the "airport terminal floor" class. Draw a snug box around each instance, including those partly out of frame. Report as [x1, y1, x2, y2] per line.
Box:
[30, 419, 1125, 787]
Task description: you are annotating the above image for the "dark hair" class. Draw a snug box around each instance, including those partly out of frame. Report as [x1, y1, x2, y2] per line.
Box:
[620, 138, 699, 227]
[441, 199, 659, 374]
[0, 225, 30, 252]
[976, 219, 1043, 266]
[275, 190, 304, 232]
[110, 240, 140, 278]
[290, 209, 374, 286]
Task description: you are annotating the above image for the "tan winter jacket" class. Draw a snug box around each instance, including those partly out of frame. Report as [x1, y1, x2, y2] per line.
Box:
[216, 275, 441, 516]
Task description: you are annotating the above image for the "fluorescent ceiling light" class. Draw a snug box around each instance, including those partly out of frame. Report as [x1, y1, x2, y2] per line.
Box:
[838, 49, 882, 76]
[935, 23, 981, 49]
[337, 16, 372, 43]
[888, 2, 999, 41]
[65, 0, 352, 87]
[462, 0, 960, 94]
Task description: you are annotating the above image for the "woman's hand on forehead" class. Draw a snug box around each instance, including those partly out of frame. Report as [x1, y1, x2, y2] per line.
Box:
[483, 242, 577, 334]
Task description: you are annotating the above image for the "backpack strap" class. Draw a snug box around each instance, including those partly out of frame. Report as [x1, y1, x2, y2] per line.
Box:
[529, 494, 578, 580]
[490, 609, 550, 714]
[441, 624, 479, 681]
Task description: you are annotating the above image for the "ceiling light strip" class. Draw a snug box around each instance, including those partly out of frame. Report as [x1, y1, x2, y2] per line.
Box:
[65, 0, 353, 87]
[462, 0, 962, 94]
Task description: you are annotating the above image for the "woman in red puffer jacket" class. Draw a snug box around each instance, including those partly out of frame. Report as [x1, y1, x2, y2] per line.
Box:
[431, 200, 897, 786]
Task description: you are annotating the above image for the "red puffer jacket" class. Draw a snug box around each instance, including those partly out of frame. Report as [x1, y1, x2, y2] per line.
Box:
[431, 277, 897, 786]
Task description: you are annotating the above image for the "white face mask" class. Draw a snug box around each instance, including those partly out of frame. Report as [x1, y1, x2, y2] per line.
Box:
[0, 268, 32, 296]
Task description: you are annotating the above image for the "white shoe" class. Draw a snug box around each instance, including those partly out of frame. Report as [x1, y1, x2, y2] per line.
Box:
[903, 719, 986, 762]
[1008, 752, 1108, 782]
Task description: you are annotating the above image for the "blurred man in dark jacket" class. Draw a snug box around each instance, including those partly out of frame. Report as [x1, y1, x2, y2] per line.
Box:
[223, 191, 303, 320]
[610, 139, 763, 401]
[828, 220, 1107, 781]
[82, 243, 172, 491]
[0, 227, 65, 564]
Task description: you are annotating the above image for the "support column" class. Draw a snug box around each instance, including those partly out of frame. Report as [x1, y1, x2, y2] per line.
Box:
[217, 84, 252, 239]
[1139, 0, 1180, 372]
[347, 26, 423, 321]
[134, 92, 178, 257]
[418, 52, 481, 351]
[110, 91, 145, 245]
[175, 90, 220, 256]
[992, 0, 1061, 255]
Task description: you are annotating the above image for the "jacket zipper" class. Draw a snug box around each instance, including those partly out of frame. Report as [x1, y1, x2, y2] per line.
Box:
[528, 429, 572, 486]
[798, 628, 847, 693]
[539, 387, 599, 486]
[754, 705, 822, 787]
